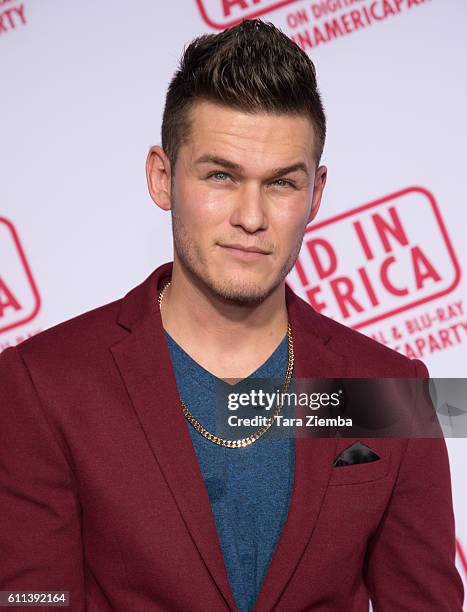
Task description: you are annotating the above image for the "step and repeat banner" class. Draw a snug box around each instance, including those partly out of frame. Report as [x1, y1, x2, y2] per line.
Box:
[1, 0, 466, 601]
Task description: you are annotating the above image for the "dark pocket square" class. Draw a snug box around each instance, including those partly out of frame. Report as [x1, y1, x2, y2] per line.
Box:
[333, 441, 380, 467]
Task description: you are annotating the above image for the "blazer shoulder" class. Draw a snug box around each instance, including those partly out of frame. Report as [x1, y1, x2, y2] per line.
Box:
[313, 308, 428, 377]
[13, 294, 125, 366]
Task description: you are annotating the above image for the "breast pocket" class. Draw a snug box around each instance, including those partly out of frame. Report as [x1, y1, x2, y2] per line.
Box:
[328, 454, 390, 486]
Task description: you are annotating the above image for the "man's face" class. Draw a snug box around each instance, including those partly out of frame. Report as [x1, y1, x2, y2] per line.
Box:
[159, 100, 326, 304]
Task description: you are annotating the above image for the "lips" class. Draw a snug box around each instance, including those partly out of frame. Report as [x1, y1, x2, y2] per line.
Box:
[220, 243, 270, 255]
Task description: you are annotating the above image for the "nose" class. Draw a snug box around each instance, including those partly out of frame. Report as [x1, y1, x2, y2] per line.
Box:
[229, 183, 268, 234]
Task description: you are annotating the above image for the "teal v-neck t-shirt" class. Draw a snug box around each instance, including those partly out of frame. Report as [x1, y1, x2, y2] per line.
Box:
[163, 330, 295, 611]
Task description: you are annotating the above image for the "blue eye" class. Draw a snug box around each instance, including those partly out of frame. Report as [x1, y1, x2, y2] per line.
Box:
[208, 172, 230, 181]
[273, 179, 295, 188]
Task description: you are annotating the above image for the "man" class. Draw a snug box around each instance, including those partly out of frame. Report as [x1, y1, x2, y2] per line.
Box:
[0, 19, 464, 612]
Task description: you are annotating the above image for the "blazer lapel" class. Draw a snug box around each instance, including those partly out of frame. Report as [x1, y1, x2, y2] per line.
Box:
[252, 284, 349, 612]
[110, 262, 237, 611]
[110, 261, 350, 612]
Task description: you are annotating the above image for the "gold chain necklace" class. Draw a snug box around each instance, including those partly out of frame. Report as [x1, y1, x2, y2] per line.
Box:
[157, 280, 294, 448]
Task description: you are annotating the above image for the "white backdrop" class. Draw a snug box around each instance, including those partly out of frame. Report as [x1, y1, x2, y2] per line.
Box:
[1, 0, 466, 601]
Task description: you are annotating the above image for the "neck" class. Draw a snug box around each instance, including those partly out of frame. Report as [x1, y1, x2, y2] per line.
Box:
[160, 263, 289, 380]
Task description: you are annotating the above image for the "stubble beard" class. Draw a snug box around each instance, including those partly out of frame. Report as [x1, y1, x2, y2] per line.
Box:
[170, 199, 305, 305]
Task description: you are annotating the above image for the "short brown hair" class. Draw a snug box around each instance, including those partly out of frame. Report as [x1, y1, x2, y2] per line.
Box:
[161, 19, 326, 174]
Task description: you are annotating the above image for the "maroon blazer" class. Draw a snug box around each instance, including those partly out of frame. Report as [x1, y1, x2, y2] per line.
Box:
[0, 261, 464, 611]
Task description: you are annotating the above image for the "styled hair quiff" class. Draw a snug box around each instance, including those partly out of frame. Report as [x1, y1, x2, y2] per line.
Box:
[161, 19, 326, 174]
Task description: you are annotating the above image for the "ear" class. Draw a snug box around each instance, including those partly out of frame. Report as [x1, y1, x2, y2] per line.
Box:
[307, 165, 327, 225]
[146, 145, 172, 211]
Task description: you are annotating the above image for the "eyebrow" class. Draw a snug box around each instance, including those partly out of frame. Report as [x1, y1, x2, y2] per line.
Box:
[194, 155, 309, 179]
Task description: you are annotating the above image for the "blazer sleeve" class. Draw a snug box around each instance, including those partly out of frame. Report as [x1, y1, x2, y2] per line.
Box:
[0, 346, 85, 610]
[364, 358, 465, 610]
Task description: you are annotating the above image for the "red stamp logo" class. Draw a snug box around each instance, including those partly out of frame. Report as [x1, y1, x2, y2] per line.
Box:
[457, 538, 467, 577]
[287, 187, 461, 330]
[195, 0, 298, 30]
[0, 217, 41, 334]
[0, 3, 27, 36]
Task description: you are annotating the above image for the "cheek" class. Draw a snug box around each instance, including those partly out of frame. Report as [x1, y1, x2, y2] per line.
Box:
[272, 196, 310, 240]
[176, 181, 227, 226]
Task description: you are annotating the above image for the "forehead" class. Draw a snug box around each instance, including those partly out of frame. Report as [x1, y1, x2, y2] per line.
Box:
[181, 100, 315, 168]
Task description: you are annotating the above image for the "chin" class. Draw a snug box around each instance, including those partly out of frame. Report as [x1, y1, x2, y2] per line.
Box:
[207, 274, 279, 305]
